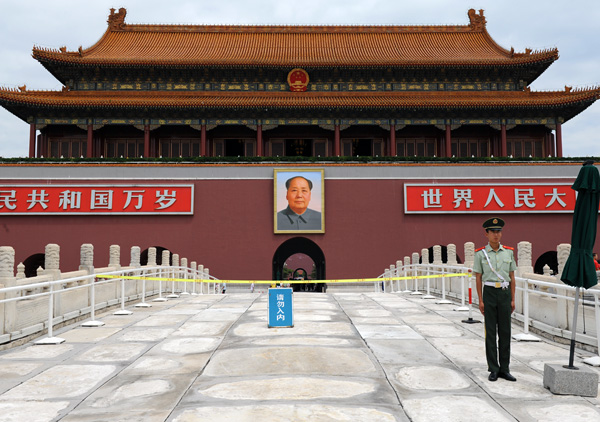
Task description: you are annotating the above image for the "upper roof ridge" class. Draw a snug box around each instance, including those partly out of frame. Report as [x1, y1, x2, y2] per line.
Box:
[105, 7, 481, 34]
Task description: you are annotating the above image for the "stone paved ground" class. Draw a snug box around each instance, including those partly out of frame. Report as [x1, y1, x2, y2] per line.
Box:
[0, 291, 599, 421]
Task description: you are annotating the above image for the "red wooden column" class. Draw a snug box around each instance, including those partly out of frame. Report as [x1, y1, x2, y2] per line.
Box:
[556, 122, 563, 157]
[87, 124, 93, 158]
[144, 124, 150, 158]
[389, 124, 396, 156]
[201, 124, 207, 156]
[501, 123, 507, 157]
[29, 123, 36, 158]
[334, 124, 340, 156]
[256, 124, 263, 157]
[445, 124, 451, 157]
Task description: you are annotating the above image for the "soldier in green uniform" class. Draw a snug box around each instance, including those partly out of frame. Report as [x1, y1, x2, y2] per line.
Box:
[473, 217, 517, 382]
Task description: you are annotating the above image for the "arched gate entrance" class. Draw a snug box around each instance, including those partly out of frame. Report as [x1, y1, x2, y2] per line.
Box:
[272, 237, 326, 291]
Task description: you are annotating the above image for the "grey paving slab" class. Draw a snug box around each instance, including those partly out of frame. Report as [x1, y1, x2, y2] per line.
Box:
[0, 291, 598, 422]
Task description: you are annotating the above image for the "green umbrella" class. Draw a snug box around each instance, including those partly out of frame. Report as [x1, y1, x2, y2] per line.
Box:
[560, 160, 600, 368]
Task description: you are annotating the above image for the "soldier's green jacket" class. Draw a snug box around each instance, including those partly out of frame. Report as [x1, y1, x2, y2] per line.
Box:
[473, 244, 517, 281]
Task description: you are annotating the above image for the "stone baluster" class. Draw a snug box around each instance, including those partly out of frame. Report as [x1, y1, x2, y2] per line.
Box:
[44, 244, 61, 293]
[130, 246, 141, 268]
[172, 254, 180, 294]
[396, 260, 403, 291]
[205, 268, 211, 294]
[180, 258, 189, 294]
[79, 243, 94, 277]
[411, 253, 420, 294]
[517, 241, 533, 277]
[16, 263, 25, 280]
[557, 243, 571, 279]
[515, 241, 533, 314]
[16, 262, 31, 296]
[447, 244, 457, 265]
[197, 263, 204, 294]
[389, 264, 396, 293]
[464, 242, 475, 268]
[403, 256, 411, 292]
[77, 244, 93, 291]
[0, 246, 16, 334]
[433, 245, 442, 265]
[147, 247, 157, 266]
[109, 245, 121, 269]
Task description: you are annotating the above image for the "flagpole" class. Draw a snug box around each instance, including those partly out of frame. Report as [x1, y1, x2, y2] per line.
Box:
[566, 286, 580, 370]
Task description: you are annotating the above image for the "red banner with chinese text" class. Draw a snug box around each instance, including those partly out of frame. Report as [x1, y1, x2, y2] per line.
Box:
[0, 185, 194, 215]
[404, 184, 581, 214]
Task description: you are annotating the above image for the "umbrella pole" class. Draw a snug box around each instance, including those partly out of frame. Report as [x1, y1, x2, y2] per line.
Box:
[566, 286, 580, 370]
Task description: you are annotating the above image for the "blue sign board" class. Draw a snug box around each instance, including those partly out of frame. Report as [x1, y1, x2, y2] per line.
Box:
[268, 288, 293, 328]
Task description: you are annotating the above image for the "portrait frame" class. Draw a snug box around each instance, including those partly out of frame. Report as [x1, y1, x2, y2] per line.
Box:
[274, 169, 325, 234]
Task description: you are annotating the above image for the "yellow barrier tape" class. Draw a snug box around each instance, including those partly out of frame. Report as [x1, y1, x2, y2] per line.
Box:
[96, 273, 469, 284]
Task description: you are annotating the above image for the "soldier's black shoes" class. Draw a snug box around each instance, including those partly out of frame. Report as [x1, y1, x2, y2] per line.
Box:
[498, 372, 517, 381]
[488, 372, 498, 381]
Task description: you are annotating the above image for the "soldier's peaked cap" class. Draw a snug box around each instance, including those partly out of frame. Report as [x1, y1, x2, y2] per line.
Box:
[483, 217, 505, 230]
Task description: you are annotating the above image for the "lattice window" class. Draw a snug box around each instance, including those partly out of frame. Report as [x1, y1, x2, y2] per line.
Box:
[159, 138, 201, 158]
[105, 138, 144, 158]
[396, 138, 436, 157]
[48, 137, 87, 158]
[451, 138, 490, 157]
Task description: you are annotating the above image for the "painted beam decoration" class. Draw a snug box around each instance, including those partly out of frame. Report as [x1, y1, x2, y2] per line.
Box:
[0, 185, 194, 215]
[404, 183, 581, 214]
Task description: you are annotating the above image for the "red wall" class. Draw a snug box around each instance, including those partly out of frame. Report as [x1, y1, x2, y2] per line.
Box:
[0, 177, 581, 281]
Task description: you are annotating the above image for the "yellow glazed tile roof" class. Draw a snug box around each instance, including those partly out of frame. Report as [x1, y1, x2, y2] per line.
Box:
[31, 8, 558, 68]
[1, 88, 598, 110]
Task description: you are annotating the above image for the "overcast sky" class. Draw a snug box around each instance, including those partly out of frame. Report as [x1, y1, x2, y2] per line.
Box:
[0, 0, 598, 157]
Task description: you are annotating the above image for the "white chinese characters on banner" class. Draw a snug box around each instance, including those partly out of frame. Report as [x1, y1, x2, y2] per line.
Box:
[405, 184, 578, 214]
[0, 185, 193, 215]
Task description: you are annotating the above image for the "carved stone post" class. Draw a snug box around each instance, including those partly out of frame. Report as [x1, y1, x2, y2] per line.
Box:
[433, 246, 442, 265]
[79, 243, 94, 277]
[514, 241, 533, 314]
[45, 244, 61, 280]
[421, 248, 429, 265]
[447, 244, 457, 265]
[180, 257, 188, 294]
[205, 268, 211, 294]
[171, 254, 180, 294]
[147, 247, 157, 266]
[109, 245, 121, 269]
[396, 260, 403, 291]
[517, 241, 533, 277]
[389, 265, 396, 292]
[557, 243, 571, 278]
[197, 263, 204, 294]
[464, 242, 475, 268]
[130, 246, 141, 268]
[0, 247, 16, 335]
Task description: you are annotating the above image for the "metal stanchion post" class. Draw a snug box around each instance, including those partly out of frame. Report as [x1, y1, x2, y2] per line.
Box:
[35, 281, 65, 344]
[462, 269, 480, 324]
[135, 270, 151, 308]
[455, 272, 469, 311]
[82, 277, 105, 327]
[153, 268, 168, 302]
[114, 275, 133, 315]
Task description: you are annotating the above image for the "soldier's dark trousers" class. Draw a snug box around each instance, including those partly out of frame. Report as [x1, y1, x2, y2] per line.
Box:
[483, 286, 512, 373]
